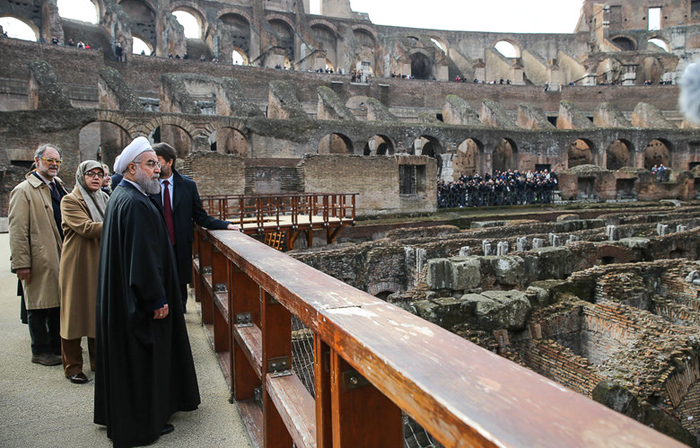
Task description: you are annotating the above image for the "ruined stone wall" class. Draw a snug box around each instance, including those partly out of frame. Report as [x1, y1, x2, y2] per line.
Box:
[517, 339, 603, 398]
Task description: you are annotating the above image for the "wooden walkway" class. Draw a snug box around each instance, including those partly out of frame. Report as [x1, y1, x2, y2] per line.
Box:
[200, 193, 356, 250]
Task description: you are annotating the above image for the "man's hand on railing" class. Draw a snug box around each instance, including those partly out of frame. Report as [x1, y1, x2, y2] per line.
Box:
[226, 223, 240, 231]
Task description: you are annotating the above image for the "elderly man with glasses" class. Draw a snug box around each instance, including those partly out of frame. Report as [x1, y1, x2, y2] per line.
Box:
[9, 143, 68, 366]
[94, 136, 199, 447]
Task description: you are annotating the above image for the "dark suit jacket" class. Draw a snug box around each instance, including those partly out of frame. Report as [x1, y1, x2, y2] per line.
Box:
[152, 170, 229, 285]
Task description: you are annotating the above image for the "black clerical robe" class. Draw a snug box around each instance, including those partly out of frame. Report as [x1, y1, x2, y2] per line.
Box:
[94, 181, 200, 448]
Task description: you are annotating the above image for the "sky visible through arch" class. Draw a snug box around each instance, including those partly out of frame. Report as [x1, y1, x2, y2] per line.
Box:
[2, 0, 584, 46]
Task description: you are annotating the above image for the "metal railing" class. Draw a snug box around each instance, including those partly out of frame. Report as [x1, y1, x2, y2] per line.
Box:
[191, 228, 683, 448]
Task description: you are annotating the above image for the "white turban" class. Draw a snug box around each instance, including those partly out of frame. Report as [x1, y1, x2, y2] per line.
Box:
[114, 136, 153, 174]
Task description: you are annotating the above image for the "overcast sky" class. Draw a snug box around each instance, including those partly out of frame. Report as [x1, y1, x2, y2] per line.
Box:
[1, 0, 584, 41]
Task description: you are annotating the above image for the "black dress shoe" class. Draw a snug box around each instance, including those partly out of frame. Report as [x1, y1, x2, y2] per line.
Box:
[67, 372, 89, 384]
[160, 423, 174, 436]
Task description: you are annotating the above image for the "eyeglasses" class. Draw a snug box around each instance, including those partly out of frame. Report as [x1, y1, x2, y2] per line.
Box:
[134, 160, 161, 169]
[40, 157, 62, 165]
[85, 171, 104, 179]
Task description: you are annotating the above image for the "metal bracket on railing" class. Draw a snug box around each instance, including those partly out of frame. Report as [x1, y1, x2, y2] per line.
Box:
[342, 369, 370, 391]
[268, 356, 292, 378]
[202, 266, 212, 275]
[235, 312, 252, 327]
[215, 283, 227, 293]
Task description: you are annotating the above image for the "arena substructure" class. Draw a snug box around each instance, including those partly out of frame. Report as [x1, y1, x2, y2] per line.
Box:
[290, 204, 700, 446]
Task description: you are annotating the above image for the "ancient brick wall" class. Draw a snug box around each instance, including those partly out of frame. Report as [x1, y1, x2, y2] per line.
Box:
[517, 339, 603, 397]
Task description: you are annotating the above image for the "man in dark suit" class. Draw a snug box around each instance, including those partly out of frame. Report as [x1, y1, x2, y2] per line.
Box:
[151, 143, 238, 311]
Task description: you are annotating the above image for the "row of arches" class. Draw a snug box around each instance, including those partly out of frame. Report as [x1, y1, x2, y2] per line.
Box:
[73, 114, 677, 182]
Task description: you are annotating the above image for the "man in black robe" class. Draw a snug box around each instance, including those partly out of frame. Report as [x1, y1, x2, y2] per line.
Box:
[94, 137, 200, 448]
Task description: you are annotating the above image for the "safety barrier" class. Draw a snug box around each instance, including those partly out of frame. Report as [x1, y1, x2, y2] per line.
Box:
[192, 227, 683, 448]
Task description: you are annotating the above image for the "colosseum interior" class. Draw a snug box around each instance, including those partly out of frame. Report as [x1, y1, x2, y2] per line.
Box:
[3, 0, 700, 445]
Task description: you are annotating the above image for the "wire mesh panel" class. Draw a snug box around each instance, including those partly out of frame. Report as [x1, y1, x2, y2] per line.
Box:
[290, 315, 444, 448]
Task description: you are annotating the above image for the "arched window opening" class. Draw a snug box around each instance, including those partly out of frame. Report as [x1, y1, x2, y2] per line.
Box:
[494, 41, 517, 58]
[153, 126, 192, 160]
[568, 139, 595, 168]
[607, 139, 632, 170]
[363, 135, 394, 156]
[611, 36, 636, 51]
[232, 49, 247, 65]
[648, 38, 670, 52]
[410, 53, 433, 80]
[0, 17, 38, 41]
[454, 139, 483, 176]
[431, 38, 446, 53]
[81, 121, 131, 168]
[644, 139, 671, 170]
[493, 139, 518, 172]
[173, 10, 201, 39]
[214, 128, 248, 157]
[132, 36, 152, 55]
[318, 133, 353, 155]
[57, 0, 98, 23]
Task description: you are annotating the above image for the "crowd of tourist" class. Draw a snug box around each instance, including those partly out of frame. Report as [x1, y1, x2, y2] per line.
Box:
[437, 169, 559, 208]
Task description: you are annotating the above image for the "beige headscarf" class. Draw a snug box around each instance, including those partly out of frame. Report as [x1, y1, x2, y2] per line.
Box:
[75, 160, 109, 222]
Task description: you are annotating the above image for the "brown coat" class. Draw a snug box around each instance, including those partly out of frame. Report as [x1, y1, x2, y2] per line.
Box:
[59, 187, 104, 339]
[9, 173, 64, 310]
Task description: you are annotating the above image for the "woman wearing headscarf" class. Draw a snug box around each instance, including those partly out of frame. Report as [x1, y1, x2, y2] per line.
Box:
[59, 161, 109, 384]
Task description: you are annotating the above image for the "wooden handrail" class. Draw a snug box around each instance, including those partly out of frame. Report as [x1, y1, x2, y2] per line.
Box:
[193, 229, 683, 448]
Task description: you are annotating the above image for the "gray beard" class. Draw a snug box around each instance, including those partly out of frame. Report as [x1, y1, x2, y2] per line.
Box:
[135, 167, 161, 195]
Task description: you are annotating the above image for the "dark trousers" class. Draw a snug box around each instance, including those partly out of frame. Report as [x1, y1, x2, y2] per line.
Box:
[62, 337, 95, 376]
[180, 283, 189, 308]
[27, 307, 60, 355]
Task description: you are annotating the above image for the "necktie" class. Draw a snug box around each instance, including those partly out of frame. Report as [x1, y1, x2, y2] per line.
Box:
[163, 180, 175, 245]
[49, 181, 59, 201]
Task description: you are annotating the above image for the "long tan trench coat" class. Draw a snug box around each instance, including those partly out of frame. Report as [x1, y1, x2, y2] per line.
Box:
[59, 187, 103, 340]
[9, 173, 65, 310]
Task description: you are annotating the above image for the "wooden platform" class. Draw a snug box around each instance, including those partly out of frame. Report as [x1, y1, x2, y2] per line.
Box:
[201, 193, 356, 250]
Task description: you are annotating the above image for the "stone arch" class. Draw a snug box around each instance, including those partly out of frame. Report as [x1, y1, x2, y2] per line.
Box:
[308, 19, 339, 35]
[409, 49, 433, 80]
[210, 126, 249, 157]
[606, 139, 634, 170]
[218, 10, 252, 63]
[647, 36, 670, 52]
[454, 138, 484, 176]
[568, 138, 596, 168]
[430, 36, 448, 54]
[640, 57, 664, 84]
[611, 35, 637, 51]
[363, 135, 395, 156]
[0, 15, 40, 41]
[597, 58, 622, 84]
[493, 138, 518, 172]
[143, 116, 195, 159]
[414, 135, 443, 157]
[119, 0, 157, 51]
[644, 138, 672, 169]
[351, 24, 378, 45]
[171, 4, 208, 39]
[310, 22, 338, 68]
[267, 15, 295, 61]
[318, 132, 354, 154]
[217, 8, 254, 28]
[132, 34, 154, 55]
[85, 115, 136, 166]
[493, 39, 521, 58]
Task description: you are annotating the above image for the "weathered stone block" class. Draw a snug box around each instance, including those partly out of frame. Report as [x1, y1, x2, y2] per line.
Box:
[448, 257, 481, 291]
[463, 290, 531, 331]
[523, 246, 573, 281]
[479, 256, 525, 286]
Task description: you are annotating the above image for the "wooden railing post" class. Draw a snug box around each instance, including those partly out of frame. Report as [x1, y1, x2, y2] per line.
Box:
[230, 266, 261, 403]
[262, 291, 293, 447]
[199, 233, 214, 324]
[211, 247, 229, 354]
[330, 350, 403, 448]
[314, 337, 332, 448]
